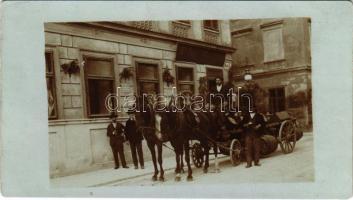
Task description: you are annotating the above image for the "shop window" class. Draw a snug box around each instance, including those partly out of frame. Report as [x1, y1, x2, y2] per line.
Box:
[136, 63, 160, 96]
[262, 26, 284, 62]
[45, 52, 58, 119]
[177, 67, 194, 94]
[85, 57, 115, 117]
[203, 20, 219, 31]
[269, 87, 286, 113]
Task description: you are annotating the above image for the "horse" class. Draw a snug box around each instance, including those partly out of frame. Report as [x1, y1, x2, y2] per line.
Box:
[135, 98, 185, 181]
[136, 96, 222, 181]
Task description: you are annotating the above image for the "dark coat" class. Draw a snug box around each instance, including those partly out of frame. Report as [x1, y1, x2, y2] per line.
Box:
[125, 118, 143, 143]
[107, 122, 125, 146]
[243, 112, 266, 136]
[210, 85, 229, 106]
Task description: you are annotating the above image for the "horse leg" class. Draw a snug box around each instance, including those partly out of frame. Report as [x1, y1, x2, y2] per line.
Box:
[203, 142, 210, 173]
[148, 142, 158, 181]
[180, 150, 185, 173]
[174, 150, 182, 182]
[214, 142, 220, 173]
[157, 143, 165, 181]
[184, 141, 193, 181]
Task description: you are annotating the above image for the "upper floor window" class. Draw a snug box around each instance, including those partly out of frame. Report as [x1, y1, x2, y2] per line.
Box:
[177, 67, 194, 94]
[45, 52, 58, 119]
[84, 57, 115, 117]
[203, 20, 219, 31]
[262, 24, 284, 62]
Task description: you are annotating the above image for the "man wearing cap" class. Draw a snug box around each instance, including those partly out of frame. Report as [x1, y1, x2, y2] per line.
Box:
[125, 111, 145, 169]
[107, 113, 129, 169]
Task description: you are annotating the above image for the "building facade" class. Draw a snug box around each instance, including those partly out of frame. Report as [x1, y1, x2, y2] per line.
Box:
[45, 20, 234, 177]
[230, 18, 312, 128]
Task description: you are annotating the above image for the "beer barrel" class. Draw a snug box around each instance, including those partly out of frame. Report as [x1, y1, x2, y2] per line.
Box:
[260, 134, 278, 156]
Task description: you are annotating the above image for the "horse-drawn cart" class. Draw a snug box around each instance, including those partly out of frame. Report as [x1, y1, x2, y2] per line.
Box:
[191, 111, 303, 168]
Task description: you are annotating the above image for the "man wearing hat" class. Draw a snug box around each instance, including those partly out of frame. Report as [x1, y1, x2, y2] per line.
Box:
[107, 113, 129, 169]
[125, 110, 145, 169]
[243, 106, 265, 168]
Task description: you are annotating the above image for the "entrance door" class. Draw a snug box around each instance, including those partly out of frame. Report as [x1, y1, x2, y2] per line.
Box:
[206, 68, 223, 91]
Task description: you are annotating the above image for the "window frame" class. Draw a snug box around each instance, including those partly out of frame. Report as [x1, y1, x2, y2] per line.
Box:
[83, 55, 116, 118]
[206, 67, 224, 91]
[136, 62, 161, 97]
[261, 22, 285, 63]
[45, 51, 58, 120]
[268, 87, 286, 113]
[203, 20, 219, 31]
[176, 66, 195, 94]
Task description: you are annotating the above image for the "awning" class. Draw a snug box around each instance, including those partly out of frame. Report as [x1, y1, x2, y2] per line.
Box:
[176, 43, 226, 66]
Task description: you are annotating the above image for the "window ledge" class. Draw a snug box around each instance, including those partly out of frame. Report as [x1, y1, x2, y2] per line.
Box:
[204, 28, 220, 34]
[172, 21, 192, 27]
[263, 59, 286, 64]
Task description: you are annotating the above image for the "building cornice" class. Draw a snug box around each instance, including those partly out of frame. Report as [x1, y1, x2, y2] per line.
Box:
[80, 22, 236, 54]
[232, 65, 311, 81]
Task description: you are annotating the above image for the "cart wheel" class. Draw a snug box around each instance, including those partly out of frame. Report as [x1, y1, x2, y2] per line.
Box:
[230, 139, 241, 166]
[192, 142, 204, 168]
[278, 120, 297, 154]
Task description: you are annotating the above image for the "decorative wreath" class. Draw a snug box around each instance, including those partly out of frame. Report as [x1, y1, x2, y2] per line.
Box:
[61, 60, 80, 77]
[119, 68, 134, 80]
[163, 69, 175, 86]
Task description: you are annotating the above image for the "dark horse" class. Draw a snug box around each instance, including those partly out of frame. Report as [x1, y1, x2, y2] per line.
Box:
[136, 96, 219, 181]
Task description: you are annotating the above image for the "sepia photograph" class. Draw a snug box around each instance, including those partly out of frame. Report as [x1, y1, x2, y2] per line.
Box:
[45, 18, 313, 187]
[1, 1, 352, 198]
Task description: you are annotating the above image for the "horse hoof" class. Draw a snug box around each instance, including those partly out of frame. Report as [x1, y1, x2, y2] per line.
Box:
[159, 176, 165, 182]
[181, 168, 185, 174]
[175, 176, 181, 182]
[187, 176, 193, 181]
[152, 176, 157, 181]
[203, 168, 208, 173]
[214, 169, 221, 173]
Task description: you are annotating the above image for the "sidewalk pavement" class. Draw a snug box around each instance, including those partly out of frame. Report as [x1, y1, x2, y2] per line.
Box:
[51, 155, 200, 188]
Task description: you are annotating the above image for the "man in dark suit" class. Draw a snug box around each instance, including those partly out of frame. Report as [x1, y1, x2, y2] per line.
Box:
[210, 77, 229, 109]
[107, 113, 129, 169]
[125, 111, 145, 169]
[243, 107, 265, 168]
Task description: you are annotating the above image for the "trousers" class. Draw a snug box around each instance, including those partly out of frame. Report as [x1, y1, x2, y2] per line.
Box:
[245, 134, 261, 166]
[110, 141, 126, 167]
[130, 141, 144, 167]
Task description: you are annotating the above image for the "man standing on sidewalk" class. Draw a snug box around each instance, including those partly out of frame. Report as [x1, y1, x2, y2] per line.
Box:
[243, 107, 265, 168]
[125, 111, 145, 169]
[107, 113, 129, 169]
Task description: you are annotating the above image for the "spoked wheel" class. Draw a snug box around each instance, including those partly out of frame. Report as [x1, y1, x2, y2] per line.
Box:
[192, 142, 204, 168]
[229, 139, 241, 166]
[278, 120, 297, 154]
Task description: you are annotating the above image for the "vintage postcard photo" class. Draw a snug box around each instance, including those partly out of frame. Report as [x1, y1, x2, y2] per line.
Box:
[0, 1, 352, 198]
[46, 18, 313, 187]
